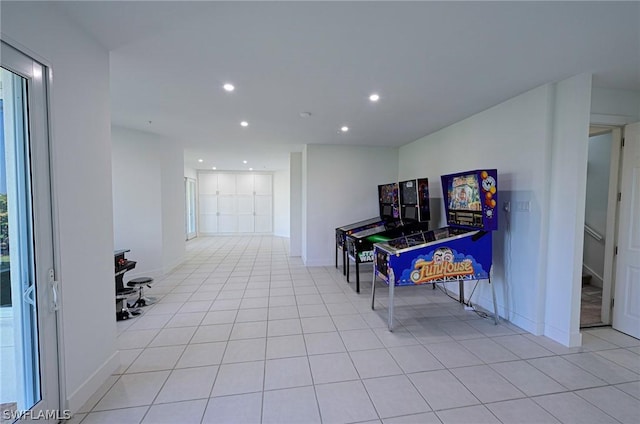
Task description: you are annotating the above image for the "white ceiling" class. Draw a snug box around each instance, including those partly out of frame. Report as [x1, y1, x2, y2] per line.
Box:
[56, 1, 640, 172]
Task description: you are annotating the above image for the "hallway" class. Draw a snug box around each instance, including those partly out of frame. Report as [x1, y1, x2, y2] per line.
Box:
[73, 236, 639, 423]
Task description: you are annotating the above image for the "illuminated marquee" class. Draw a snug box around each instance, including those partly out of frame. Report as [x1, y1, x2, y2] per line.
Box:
[404, 247, 485, 285]
[410, 258, 473, 284]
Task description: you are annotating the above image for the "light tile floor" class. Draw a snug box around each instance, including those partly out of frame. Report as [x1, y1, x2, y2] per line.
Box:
[581, 284, 603, 327]
[72, 236, 640, 424]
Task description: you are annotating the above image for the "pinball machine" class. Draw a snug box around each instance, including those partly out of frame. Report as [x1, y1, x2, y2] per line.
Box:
[345, 179, 430, 292]
[372, 169, 499, 330]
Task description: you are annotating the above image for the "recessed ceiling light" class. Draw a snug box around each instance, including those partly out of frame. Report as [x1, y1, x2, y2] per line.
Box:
[223, 83, 235, 92]
[249, 168, 253, 171]
[369, 93, 380, 102]
[243, 160, 247, 164]
[341, 126, 349, 132]
[198, 159, 204, 163]
[212, 167, 217, 170]
[240, 121, 249, 127]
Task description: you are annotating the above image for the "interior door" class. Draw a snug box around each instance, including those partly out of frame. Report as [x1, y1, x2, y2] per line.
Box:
[612, 122, 640, 338]
[1, 42, 61, 422]
[217, 173, 237, 233]
[197, 173, 218, 234]
[236, 174, 254, 233]
[254, 174, 273, 233]
[254, 195, 273, 233]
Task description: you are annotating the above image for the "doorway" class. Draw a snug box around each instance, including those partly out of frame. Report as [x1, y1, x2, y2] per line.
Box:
[1, 42, 61, 421]
[185, 177, 197, 240]
[580, 126, 621, 328]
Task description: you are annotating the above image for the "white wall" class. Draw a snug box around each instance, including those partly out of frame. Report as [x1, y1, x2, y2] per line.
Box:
[273, 168, 290, 237]
[583, 132, 613, 286]
[1, 1, 117, 412]
[290, 152, 302, 256]
[112, 126, 185, 277]
[303, 145, 398, 266]
[160, 141, 186, 273]
[591, 87, 640, 124]
[112, 127, 163, 274]
[184, 167, 197, 179]
[399, 84, 553, 337]
[399, 75, 593, 346]
[544, 73, 592, 347]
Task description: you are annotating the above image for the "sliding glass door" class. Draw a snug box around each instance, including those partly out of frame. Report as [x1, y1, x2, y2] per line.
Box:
[185, 178, 196, 240]
[1, 42, 60, 422]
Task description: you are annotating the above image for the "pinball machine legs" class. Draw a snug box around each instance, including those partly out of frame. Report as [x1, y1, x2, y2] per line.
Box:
[371, 275, 498, 331]
[336, 243, 348, 276]
[345, 252, 361, 293]
[371, 272, 377, 310]
[355, 259, 360, 293]
[343, 248, 347, 276]
[346, 255, 350, 283]
[370, 270, 395, 331]
[490, 275, 499, 325]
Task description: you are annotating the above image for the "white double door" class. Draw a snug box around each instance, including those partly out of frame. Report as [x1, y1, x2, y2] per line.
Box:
[199, 172, 273, 234]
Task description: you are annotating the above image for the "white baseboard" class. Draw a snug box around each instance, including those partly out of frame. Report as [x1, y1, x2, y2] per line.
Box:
[66, 350, 120, 414]
[474, 292, 542, 335]
[509, 314, 544, 336]
[544, 323, 583, 347]
[303, 258, 334, 267]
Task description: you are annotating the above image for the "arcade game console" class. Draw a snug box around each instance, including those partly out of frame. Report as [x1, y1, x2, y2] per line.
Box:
[372, 169, 499, 330]
[345, 179, 430, 292]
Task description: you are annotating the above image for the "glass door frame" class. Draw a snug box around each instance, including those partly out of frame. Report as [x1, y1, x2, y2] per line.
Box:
[1, 40, 62, 422]
[185, 177, 197, 240]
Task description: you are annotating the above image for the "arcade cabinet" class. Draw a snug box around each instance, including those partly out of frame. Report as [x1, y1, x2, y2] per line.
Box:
[345, 179, 430, 292]
[335, 217, 387, 276]
[372, 169, 499, 330]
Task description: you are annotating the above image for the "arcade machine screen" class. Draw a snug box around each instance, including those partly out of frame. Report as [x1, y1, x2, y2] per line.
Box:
[400, 178, 430, 223]
[400, 181, 418, 204]
[378, 183, 400, 220]
[418, 179, 431, 221]
[443, 171, 497, 230]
